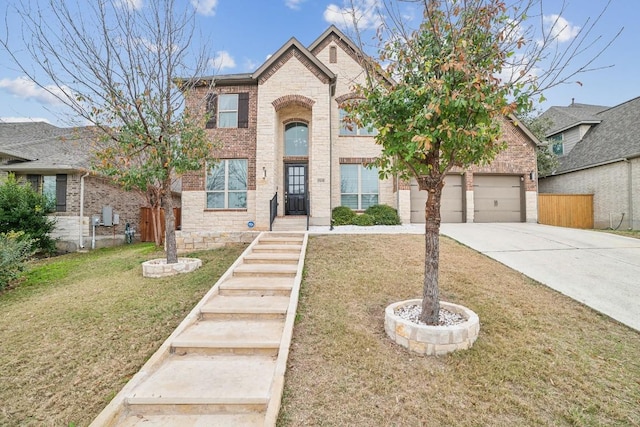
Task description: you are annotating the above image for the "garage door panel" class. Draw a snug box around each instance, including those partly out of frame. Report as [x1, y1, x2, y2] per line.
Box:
[474, 176, 522, 223]
[410, 175, 463, 223]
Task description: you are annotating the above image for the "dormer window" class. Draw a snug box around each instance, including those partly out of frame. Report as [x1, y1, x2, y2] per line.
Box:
[549, 134, 564, 156]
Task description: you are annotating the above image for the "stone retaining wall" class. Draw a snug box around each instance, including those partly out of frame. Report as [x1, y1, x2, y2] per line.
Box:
[176, 230, 258, 252]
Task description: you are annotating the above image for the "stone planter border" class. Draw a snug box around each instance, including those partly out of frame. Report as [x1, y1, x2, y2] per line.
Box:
[142, 258, 202, 278]
[384, 299, 480, 356]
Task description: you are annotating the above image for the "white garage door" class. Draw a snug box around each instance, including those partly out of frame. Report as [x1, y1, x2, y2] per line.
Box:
[410, 175, 463, 223]
[473, 175, 522, 222]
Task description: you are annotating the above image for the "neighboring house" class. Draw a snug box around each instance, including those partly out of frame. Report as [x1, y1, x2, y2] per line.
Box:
[538, 98, 640, 230]
[178, 26, 539, 246]
[0, 122, 149, 251]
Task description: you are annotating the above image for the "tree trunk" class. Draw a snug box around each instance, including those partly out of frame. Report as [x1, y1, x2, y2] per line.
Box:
[162, 179, 178, 264]
[419, 176, 444, 325]
[152, 205, 162, 246]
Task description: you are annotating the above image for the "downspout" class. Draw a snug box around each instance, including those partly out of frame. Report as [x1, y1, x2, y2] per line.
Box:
[79, 171, 90, 249]
[329, 80, 336, 230]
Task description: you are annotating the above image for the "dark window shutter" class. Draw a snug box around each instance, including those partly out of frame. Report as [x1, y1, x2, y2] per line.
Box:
[56, 174, 67, 212]
[26, 174, 40, 192]
[206, 93, 217, 129]
[238, 92, 249, 128]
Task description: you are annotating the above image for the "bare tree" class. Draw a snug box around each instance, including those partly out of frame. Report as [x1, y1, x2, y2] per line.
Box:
[346, 0, 620, 324]
[1, 0, 218, 262]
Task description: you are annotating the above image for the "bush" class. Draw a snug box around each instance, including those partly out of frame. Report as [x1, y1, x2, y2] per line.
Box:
[365, 204, 401, 225]
[353, 213, 375, 226]
[332, 206, 356, 226]
[0, 175, 57, 254]
[0, 231, 35, 290]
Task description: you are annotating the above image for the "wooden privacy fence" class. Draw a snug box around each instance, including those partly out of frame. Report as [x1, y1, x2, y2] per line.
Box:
[538, 194, 593, 229]
[139, 207, 181, 243]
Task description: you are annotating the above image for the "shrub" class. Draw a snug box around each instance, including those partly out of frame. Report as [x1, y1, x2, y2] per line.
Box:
[0, 231, 35, 290]
[332, 206, 356, 226]
[0, 175, 57, 254]
[365, 204, 401, 225]
[353, 213, 375, 226]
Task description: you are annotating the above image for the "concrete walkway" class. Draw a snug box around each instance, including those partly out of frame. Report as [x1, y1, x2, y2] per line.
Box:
[440, 223, 640, 332]
[91, 232, 307, 427]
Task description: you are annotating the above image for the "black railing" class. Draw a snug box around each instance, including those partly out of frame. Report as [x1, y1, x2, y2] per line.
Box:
[306, 192, 310, 231]
[269, 192, 278, 231]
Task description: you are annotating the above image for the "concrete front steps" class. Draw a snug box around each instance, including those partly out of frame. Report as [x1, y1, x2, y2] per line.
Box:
[91, 232, 307, 427]
[270, 216, 307, 232]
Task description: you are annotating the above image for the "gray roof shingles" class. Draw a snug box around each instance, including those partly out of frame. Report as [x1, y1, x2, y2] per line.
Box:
[0, 122, 96, 172]
[555, 97, 640, 173]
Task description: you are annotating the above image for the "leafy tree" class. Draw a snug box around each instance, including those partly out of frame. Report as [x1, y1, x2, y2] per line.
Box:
[1, 0, 217, 263]
[0, 175, 56, 254]
[518, 112, 559, 176]
[350, 0, 617, 324]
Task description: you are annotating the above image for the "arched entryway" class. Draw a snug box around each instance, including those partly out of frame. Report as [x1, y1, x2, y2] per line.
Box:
[284, 122, 308, 215]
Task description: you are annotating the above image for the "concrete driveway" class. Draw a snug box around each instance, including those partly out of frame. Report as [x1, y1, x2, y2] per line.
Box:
[439, 223, 640, 332]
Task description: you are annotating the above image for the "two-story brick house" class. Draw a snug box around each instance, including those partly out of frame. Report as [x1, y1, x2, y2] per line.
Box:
[178, 26, 539, 248]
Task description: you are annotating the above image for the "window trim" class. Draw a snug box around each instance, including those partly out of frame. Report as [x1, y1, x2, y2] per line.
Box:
[26, 174, 66, 212]
[205, 92, 249, 129]
[205, 159, 248, 210]
[284, 121, 309, 157]
[340, 164, 379, 210]
[218, 94, 239, 128]
[549, 134, 564, 156]
[339, 108, 378, 136]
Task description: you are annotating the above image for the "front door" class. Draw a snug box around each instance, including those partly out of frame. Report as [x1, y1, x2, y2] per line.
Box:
[285, 163, 307, 215]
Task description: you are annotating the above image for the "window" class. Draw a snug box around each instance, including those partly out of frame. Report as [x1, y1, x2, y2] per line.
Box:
[205, 92, 249, 129]
[206, 159, 247, 209]
[339, 108, 378, 136]
[329, 46, 337, 63]
[26, 174, 67, 212]
[218, 94, 239, 128]
[284, 122, 308, 156]
[340, 164, 378, 210]
[549, 134, 564, 156]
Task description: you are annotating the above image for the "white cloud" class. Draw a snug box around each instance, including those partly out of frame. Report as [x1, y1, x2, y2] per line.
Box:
[115, 0, 143, 10]
[323, 0, 383, 31]
[243, 59, 258, 72]
[0, 116, 51, 124]
[543, 14, 580, 43]
[208, 51, 236, 71]
[0, 76, 68, 106]
[191, 0, 218, 16]
[285, 0, 306, 10]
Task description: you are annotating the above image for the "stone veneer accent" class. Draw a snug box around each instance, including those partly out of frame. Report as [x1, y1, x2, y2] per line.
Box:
[385, 299, 480, 356]
[175, 230, 258, 252]
[141, 258, 202, 278]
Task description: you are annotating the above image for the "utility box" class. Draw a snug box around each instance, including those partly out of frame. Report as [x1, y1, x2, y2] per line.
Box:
[113, 213, 120, 225]
[102, 206, 113, 227]
[91, 215, 101, 226]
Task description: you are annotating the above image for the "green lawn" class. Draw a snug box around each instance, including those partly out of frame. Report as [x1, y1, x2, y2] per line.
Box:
[1, 235, 639, 426]
[0, 242, 247, 426]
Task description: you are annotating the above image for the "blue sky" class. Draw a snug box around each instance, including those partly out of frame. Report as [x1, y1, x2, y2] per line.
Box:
[0, 0, 637, 126]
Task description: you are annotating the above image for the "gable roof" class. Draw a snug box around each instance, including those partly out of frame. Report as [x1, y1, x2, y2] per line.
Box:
[190, 25, 392, 89]
[0, 122, 95, 173]
[554, 96, 640, 173]
[253, 37, 335, 85]
[540, 102, 608, 136]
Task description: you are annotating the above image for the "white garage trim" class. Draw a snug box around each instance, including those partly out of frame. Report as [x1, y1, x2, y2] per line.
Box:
[473, 175, 523, 222]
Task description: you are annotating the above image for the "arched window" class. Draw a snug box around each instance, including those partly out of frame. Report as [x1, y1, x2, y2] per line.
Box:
[285, 122, 308, 156]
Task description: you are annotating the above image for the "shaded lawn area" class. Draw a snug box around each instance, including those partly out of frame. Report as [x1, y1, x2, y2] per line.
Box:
[0, 242, 247, 427]
[278, 235, 640, 427]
